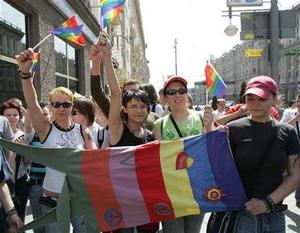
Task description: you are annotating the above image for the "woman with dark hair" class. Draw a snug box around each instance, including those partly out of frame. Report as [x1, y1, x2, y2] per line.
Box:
[72, 97, 109, 149]
[143, 84, 164, 117]
[0, 100, 28, 222]
[90, 33, 158, 233]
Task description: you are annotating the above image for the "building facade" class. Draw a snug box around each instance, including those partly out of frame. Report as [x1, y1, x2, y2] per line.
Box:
[0, 0, 149, 104]
[207, 4, 300, 105]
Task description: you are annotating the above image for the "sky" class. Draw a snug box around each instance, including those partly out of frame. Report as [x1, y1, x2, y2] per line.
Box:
[139, 0, 300, 90]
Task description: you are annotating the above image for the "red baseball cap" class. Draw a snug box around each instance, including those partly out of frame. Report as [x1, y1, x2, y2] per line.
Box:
[163, 76, 188, 91]
[244, 76, 277, 99]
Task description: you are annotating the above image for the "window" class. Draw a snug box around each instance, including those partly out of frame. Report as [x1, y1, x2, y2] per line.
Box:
[0, 0, 27, 103]
[54, 36, 79, 92]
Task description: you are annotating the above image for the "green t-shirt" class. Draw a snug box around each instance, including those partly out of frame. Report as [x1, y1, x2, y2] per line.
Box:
[153, 111, 204, 140]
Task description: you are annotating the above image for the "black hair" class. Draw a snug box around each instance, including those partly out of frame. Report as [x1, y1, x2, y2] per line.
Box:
[73, 97, 95, 127]
[122, 89, 150, 107]
[143, 84, 159, 104]
[122, 90, 150, 122]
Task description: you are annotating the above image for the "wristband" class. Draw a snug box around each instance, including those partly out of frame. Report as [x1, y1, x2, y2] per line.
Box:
[18, 69, 32, 79]
[261, 195, 276, 213]
[6, 207, 17, 224]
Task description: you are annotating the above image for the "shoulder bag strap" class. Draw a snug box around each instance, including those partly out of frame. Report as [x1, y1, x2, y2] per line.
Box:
[169, 114, 184, 138]
[296, 121, 300, 138]
[253, 120, 278, 185]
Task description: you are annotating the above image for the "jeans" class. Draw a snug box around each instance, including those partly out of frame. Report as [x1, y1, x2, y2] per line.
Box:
[15, 175, 30, 221]
[162, 214, 205, 233]
[28, 184, 45, 233]
[41, 204, 85, 233]
[234, 210, 285, 233]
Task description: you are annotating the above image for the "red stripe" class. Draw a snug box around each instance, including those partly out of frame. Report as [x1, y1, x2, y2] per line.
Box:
[81, 149, 125, 231]
[135, 141, 175, 222]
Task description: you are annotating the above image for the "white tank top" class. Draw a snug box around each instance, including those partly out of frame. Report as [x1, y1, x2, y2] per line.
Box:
[42, 122, 84, 193]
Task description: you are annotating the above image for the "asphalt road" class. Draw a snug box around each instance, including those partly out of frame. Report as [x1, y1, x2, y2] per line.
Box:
[25, 192, 300, 233]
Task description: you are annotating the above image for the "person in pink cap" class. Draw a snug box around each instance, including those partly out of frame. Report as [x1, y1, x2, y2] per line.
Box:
[153, 75, 214, 233]
[207, 76, 300, 233]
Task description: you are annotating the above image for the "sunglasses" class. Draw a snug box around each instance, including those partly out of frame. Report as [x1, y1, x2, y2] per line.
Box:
[165, 88, 187, 96]
[71, 110, 79, 116]
[51, 102, 73, 109]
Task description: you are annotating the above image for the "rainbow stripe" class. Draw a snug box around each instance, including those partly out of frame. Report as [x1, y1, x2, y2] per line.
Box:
[205, 61, 227, 97]
[50, 16, 86, 46]
[31, 52, 40, 72]
[100, 0, 126, 28]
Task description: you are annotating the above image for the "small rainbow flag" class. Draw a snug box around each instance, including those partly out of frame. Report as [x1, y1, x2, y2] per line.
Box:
[50, 16, 86, 46]
[100, 0, 126, 28]
[31, 52, 40, 72]
[205, 61, 227, 97]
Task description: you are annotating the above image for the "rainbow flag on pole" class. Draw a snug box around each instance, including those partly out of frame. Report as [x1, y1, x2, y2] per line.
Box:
[31, 52, 40, 72]
[0, 130, 246, 232]
[100, 0, 126, 28]
[50, 16, 86, 46]
[205, 61, 227, 97]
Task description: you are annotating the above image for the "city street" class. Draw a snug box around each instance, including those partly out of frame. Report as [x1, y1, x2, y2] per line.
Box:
[25, 192, 300, 233]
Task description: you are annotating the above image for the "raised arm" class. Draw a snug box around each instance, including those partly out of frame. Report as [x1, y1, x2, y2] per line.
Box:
[97, 34, 123, 145]
[90, 44, 110, 119]
[15, 49, 50, 141]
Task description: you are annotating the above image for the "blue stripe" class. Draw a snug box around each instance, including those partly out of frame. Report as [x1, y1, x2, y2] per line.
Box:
[184, 133, 225, 212]
[206, 131, 247, 210]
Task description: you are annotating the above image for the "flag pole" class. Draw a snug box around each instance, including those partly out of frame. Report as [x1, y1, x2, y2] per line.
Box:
[32, 33, 53, 51]
[206, 89, 208, 105]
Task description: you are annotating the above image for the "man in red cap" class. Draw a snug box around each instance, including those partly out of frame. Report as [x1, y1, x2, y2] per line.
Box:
[208, 76, 300, 232]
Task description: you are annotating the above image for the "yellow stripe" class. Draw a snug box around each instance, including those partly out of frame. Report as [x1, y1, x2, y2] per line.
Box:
[160, 139, 200, 217]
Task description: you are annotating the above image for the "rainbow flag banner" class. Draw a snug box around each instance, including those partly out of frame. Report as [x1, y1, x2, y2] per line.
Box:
[31, 52, 40, 72]
[50, 16, 86, 46]
[0, 130, 247, 233]
[205, 61, 227, 97]
[100, 0, 126, 28]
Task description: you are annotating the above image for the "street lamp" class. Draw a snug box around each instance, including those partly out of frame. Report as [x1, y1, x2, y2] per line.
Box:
[224, 7, 239, 37]
[224, 24, 239, 37]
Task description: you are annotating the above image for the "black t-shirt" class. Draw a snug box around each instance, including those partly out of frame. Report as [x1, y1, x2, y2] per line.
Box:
[228, 117, 300, 199]
[112, 123, 154, 147]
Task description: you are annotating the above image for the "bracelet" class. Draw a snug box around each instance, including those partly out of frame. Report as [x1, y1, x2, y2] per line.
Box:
[18, 69, 32, 79]
[6, 208, 17, 224]
[261, 195, 276, 213]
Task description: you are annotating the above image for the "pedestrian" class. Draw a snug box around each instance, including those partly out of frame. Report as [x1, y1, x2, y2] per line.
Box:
[153, 75, 214, 233]
[280, 93, 300, 208]
[15, 48, 97, 233]
[210, 76, 300, 233]
[143, 84, 164, 117]
[93, 32, 159, 233]
[23, 103, 51, 233]
[0, 115, 23, 233]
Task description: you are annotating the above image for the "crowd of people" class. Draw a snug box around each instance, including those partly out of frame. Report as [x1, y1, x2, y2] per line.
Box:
[0, 33, 300, 233]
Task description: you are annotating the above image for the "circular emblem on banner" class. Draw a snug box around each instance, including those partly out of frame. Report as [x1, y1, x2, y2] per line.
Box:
[104, 208, 123, 227]
[153, 203, 172, 215]
[205, 187, 225, 202]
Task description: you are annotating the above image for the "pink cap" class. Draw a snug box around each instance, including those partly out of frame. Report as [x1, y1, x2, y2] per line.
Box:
[244, 76, 277, 99]
[163, 76, 188, 91]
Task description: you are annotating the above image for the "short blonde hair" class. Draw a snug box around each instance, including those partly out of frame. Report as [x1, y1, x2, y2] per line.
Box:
[49, 86, 74, 102]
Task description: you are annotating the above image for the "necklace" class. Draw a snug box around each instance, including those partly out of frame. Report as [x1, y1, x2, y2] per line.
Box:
[53, 120, 74, 132]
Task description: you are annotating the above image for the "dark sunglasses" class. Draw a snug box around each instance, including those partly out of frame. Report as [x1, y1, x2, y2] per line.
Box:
[165, 88, 187, 96]
[71, 110, 79, 116]
[51, 102, 73, 108]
